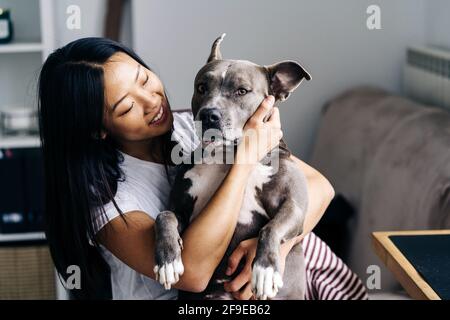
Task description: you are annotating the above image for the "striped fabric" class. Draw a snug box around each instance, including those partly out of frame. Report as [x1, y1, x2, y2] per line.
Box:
[302, 232, 369, 300]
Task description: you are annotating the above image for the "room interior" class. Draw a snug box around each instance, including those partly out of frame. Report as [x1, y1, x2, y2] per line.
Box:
[0, 0, 449, 300]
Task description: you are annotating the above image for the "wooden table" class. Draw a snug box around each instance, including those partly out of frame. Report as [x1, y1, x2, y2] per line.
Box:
[372, 230, 450, 300]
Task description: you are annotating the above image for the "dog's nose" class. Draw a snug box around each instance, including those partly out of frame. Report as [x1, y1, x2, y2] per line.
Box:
[199, 108, 221, 126]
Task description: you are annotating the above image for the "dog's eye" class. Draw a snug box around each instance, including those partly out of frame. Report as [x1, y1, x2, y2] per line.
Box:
[197, 84, 207, 94]
[237, 88, 249, 96]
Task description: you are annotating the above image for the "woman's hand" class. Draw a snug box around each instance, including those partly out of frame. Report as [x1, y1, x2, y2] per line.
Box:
[235, 96, 282, 165]
[223, 237, 296, 300]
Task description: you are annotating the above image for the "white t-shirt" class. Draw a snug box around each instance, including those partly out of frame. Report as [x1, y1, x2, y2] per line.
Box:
[91, 112, 200, 300]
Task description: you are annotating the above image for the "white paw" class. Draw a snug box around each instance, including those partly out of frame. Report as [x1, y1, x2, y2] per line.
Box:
[251, 265, 283, 300]
[153, 257, 184, 290]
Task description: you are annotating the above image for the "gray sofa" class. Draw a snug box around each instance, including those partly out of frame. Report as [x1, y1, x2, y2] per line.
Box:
[310, 87, 450, 295]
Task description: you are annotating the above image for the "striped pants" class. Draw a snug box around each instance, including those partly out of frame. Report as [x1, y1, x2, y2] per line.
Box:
[302, 233, 369, 300]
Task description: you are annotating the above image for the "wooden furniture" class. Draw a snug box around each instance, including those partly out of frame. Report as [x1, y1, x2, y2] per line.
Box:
[104, 0, 126, 41]
[0, 241, 55, 299]
[372, 230, 450, 300]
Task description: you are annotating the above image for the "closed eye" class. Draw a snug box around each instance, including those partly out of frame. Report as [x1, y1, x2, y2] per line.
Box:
[143, 74, 150, 87]
[120, 102, 134, 116]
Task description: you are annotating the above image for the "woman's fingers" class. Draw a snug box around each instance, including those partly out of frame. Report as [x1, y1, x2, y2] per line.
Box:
[232, 282, 254, 300]
[224, 238, 259, 295]
[267, 106, 280, 127]
[224, 262, 252, 293]
[237, 96, 282, 164]
[250, 96, 275, 124]
[267, 107, 283, 141]
[226, 244, 246, 276]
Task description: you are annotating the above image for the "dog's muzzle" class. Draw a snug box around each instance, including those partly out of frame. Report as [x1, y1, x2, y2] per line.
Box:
[198, 108, 222, 130]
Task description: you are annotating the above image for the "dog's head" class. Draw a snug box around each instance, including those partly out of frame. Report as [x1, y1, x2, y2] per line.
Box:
[192, 34, 311, 147]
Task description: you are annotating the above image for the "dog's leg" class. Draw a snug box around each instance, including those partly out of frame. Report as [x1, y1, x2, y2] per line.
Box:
[252, 197, 305, 300]
[154, 211, 185, 290]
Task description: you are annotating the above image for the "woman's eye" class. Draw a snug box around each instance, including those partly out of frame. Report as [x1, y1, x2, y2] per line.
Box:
[237, 88, 249, 96]
[143, 74, 150, 87]
[120, 102, 134, 116]
[197, 84, 206, 94]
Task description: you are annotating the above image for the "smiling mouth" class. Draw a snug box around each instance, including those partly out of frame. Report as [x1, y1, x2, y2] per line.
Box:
[149, 101, 167, 125]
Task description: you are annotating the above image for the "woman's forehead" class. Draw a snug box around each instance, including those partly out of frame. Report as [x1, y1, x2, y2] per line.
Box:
[104, 53, 138, 78]
[107, 52, 136, 64]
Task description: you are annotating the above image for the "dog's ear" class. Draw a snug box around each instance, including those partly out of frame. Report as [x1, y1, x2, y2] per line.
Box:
[207, 33, 226, 63]
[265, 61, 311, 101]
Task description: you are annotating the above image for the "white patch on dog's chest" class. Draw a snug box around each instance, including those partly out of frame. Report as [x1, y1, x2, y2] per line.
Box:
[186, 163, 273, 224]
[185, 164, 229, 222]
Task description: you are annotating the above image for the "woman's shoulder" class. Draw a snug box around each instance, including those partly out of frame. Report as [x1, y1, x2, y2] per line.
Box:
[91, 187, 141, 234]
[172, 111, 200, 155]
[173, 111, 195, 133]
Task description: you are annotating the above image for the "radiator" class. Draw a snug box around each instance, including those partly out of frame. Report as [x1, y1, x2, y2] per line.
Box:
[404, 46, 450, 111]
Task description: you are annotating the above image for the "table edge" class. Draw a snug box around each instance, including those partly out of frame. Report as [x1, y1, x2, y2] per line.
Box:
[371, 230, 449, 300]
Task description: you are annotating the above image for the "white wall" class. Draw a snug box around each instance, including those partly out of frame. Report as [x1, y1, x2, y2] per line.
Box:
[426, 0, 450, 50]
[53, 0, 132, 48]
[131, 0, 426, 159]
[0, 0, 41, 42]
[53, 0, 106, 48]
[0, 0, 43, 109]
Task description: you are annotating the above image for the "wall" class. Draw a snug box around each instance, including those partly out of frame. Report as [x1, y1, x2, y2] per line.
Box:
[0, 0, 132, 111]
[131, 0, 426, 159]
[426, 0, 450, 50]
[0, 0, 42, 109]
[53, 0, 132, 48]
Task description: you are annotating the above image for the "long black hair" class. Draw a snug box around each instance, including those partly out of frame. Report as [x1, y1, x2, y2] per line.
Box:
[38, 37, 174, 299]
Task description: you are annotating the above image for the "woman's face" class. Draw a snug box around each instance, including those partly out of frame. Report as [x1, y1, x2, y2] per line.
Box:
[102, 52, 173, 143]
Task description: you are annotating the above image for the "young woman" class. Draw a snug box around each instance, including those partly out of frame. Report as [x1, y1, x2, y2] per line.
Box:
[38, 37, 367, 300]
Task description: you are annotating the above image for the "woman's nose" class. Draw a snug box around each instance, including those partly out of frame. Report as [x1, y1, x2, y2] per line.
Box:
[140, 92, 159, 114]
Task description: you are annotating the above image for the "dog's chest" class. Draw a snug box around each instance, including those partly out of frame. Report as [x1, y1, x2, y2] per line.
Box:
[184, 163, 273, 224]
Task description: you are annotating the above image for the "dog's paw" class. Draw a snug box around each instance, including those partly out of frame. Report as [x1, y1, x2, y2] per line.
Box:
[154, 237, 184, 290]
[153, 256, 184, 290]
[251, 264, 283, 300]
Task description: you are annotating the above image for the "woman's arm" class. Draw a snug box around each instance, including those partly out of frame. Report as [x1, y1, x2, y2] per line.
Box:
[97, 162, 255, 292]
[98, 96, 282, 293]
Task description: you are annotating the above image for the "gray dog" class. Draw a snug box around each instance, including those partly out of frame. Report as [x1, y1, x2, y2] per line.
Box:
[154, 34, 311, 300]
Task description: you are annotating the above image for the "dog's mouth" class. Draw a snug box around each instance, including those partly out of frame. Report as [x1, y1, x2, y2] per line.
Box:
[201, 128, 241, 149]
[202, 137, 238, 149]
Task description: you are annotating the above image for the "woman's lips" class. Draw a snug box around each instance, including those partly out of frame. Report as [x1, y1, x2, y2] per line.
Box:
[148, 100, 168, 126]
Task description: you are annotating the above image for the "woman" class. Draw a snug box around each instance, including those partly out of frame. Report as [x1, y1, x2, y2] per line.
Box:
[38, 37, 367, 300]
